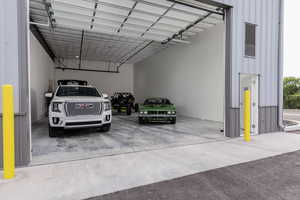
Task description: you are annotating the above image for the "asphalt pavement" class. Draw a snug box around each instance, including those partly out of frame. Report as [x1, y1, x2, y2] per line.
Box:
[87, 151, 300, 200]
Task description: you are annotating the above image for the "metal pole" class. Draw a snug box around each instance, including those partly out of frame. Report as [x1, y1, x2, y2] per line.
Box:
[2, 85, 15, 179]
[79, 30, 85, 69]
[244, 89, 251, 142]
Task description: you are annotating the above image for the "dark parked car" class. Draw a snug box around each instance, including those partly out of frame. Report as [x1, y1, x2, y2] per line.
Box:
[111, 92, 138, 115]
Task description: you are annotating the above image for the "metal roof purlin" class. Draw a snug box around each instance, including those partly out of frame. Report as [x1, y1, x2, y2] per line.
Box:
[117, 1, 138, 33]
[140, 2, 176, 37]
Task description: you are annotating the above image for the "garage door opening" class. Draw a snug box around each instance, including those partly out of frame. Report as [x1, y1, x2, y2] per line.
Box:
[29, 0, 229, 165]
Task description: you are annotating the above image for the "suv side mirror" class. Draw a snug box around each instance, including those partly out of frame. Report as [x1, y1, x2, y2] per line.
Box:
[103, 93, 109, 99]
[45, 92, 53, 99]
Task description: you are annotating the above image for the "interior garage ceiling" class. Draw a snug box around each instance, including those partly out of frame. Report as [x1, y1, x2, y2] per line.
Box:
[30, 0, 224, 68]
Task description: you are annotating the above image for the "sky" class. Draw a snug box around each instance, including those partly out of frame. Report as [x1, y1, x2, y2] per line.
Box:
[284, 1, 300, 78]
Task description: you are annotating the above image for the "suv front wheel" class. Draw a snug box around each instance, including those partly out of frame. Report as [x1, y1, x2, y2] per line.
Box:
[49, 126, 62, 137]
[100, 123, 111, 132]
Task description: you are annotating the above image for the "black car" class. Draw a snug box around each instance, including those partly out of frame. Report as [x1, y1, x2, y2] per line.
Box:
[111, 92, 138, 115]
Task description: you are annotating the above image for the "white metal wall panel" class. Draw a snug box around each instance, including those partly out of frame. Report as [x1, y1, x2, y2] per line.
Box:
[213, 0, 281, 107]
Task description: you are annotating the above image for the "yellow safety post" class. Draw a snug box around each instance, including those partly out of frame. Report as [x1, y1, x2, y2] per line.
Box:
[2, 85, 15, 179]
[244, 89, 251, 142]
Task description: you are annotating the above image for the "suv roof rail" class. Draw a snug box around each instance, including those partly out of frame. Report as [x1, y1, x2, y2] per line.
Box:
[57, 80, 88, 86]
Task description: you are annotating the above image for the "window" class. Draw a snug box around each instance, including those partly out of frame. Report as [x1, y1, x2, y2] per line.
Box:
[245, 23, 256, 57]
[56, 86, 101, 97]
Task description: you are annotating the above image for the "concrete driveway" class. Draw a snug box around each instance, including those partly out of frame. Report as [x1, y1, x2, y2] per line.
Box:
[88, 151, 300, 200]
[0, 132, 300, 200]
[284, 110, 300, 131]
[284, 109, 300, 124]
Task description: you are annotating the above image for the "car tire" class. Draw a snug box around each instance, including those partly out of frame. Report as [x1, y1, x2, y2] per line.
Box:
[134, 103, 139, 112]
[49, 126, 60, 137]
[171, 118, 176, 124]
[126, 105, 132, 115]
[101, 123, 111, 132]
[139, 117, 145, 124]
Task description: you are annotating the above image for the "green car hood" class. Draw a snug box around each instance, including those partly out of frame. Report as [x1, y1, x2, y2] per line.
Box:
[140, 104, 176, 111]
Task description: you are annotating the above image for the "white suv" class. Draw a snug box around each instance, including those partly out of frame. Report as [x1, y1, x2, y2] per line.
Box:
[46, 81, 112, 137]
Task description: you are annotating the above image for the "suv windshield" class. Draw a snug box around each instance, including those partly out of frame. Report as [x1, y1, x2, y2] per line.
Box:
[56, 86, 101, 97]
[144, 98, 171, 105]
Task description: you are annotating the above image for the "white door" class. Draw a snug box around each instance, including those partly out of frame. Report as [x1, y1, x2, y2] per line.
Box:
[240, 74, 259, 136]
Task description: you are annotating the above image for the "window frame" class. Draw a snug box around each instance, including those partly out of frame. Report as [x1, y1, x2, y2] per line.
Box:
[244, 23, 257, 58]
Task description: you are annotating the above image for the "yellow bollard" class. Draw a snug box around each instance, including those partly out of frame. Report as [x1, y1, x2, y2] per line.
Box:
[244, 89, 251, 142]
[2, 85, 15, 179]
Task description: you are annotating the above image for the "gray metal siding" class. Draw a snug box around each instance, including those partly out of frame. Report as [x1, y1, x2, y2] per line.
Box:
[259, 106, 280, 133]
[0, 0, 21, 113]
[226, 108, 240, 138]
[0, 0, 31, 167]
[0, 115, 31, 168]
[227, 106, 279, 138]
[213, 0, 281, 108]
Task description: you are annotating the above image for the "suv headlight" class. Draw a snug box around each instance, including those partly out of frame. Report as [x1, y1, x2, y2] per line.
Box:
[52, 102, 62, 113]
[104, 102, 111, 111]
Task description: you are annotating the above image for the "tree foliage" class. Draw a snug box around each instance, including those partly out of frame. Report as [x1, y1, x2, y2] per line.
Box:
[284, 77, 300, 109]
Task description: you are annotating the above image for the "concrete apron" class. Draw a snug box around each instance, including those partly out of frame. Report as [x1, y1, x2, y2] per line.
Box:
[0, 132, 300, 200]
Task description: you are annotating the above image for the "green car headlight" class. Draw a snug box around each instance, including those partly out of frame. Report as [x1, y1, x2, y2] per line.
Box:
[168, 111, 171, 115]
[172, 111, 176, 114]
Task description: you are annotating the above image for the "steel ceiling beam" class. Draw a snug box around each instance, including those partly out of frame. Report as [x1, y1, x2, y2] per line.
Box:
[117, 40, 154, 71]
[39, 26, 145, 44]
[162, 12, 212, 45]
[117, 1, 138, 33]
[78, 30, 85, 69]
[30, 21, 56, 60]
[56, 67, 119, 73]
[51, 0, 210, 18]
[141, 3, 176, 37]
[43, 0, 55, 30]
[55, 1, 201, 25]
[53, 9, 191, 35]
[166, 0, 224, 16]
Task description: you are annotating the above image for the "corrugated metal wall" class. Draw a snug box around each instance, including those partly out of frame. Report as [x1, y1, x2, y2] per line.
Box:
[0, 115, 31, 168]
[215, 0, 281, 107]
[0, 0, 22, 113]
[0, 0, 31, 167]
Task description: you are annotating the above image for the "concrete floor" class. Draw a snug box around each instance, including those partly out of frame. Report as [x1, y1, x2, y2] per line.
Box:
[87, 150, 300, 200]
[32, 114, 226, 165]
[1, 132, 299, 200]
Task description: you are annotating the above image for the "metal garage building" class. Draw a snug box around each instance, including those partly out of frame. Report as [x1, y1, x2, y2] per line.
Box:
[0, 0, 284, 167]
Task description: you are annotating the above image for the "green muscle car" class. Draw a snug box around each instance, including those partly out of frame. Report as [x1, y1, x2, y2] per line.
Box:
[138, 98, 176, 124]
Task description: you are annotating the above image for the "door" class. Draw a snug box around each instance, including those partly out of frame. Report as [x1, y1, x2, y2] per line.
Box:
[240, 74, 259, 136]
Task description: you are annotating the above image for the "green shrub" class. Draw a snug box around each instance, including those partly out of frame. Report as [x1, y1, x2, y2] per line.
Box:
[285, 94, 300, 109]
[283, 77, 300, 109]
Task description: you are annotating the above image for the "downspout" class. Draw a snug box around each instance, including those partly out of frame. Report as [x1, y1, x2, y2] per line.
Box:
[278, 0, 284, 131]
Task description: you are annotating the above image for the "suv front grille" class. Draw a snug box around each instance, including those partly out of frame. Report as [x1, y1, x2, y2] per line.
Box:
[65, 102, 102, 116]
